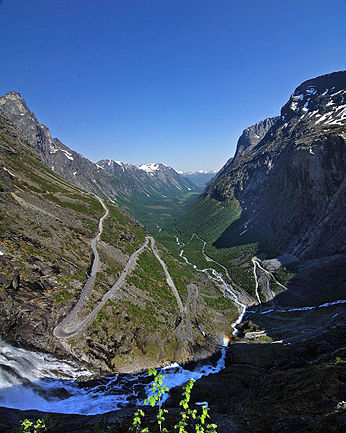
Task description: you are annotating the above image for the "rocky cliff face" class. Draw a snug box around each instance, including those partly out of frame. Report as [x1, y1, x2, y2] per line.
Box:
[232, 116, 279, 162]
[0, 92, 117, 197]
[205, 71, 346, 261]
[207, 117, 278, 191]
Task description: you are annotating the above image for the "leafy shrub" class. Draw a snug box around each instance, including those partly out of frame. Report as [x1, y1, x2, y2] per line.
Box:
[131, 368, 217, 433]
[19, 418, 46, 433]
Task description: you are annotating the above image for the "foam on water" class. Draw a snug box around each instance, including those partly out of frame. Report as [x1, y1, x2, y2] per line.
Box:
[0, 338, 227, 415]
[176, 235, 247, 337]
[246, 299, 346, 316]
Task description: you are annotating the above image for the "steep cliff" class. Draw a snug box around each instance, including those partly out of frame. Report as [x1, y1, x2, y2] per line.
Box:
[233, 116, 279, 162]
[205, 71, 345, 261]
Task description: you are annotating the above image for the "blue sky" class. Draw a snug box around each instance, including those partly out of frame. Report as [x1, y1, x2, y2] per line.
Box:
[0, 0, 345, 171]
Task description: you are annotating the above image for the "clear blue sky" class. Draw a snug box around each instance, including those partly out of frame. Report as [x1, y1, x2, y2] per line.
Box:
[0, 0, 345, 171]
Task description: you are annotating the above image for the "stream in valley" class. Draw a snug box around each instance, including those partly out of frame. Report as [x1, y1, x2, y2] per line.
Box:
[1, 233, 345, 416]
[0, 222, 235, 416]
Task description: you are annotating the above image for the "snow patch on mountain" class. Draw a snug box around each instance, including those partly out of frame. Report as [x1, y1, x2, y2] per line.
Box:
[137, 163, 166, 174]
[60, 149, 74, 161]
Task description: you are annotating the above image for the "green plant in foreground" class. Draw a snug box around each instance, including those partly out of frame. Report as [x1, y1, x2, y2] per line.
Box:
[174, 378, 217, 433]
[130, 408, 148, 433]
[19, 418, 47, 433]
[335, 356, 343, 365]
[145, 367, 169, 432]
[131, 369, 217, 433]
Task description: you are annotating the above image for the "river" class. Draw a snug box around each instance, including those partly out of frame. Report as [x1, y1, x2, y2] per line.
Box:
[0, 338, 227, 415]
[1, 231, 344, 416]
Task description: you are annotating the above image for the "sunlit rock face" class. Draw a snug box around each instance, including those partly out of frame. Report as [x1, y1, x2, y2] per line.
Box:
[204, 71, 346, 261]
[232, 116, 280, 163]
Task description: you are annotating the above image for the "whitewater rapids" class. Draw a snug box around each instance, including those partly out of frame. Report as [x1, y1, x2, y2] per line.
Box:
[0, 338, 227, 415]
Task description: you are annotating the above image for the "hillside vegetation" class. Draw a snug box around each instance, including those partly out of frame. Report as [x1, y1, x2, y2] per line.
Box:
[0, 111, 238, 373]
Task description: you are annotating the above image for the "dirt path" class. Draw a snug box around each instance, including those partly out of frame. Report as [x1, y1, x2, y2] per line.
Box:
[149, 237, 184, 317]
[251, 256, 306, 307]
[251, 257, 262, 306]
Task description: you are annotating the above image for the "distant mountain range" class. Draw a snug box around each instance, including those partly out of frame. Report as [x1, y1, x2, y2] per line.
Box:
[179, 169, 218, 188]
[0, 92, 200, 228]
[97, 159, 197, 198]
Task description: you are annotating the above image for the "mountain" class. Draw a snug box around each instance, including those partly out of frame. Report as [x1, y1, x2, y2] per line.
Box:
[233, 116, 280, 162]
[201, 118, 278, 192]
[0, 92, 118, 198]
[0, 92, 200, 230]
[165, 71, 346, 433]
[1, 74, 345, 433]
[97, 159, 198, 199]
[0, 108, 237, 374]
[177, 71, 345, 305]
[205, 71, 345, 260]
[180, 170, 218, 188]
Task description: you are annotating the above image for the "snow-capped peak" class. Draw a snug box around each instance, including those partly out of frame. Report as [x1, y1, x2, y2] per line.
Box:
[197, 169, 218, 174]
[137, 163, 166, 174]
[103, 159, 131, 167]
[182, 169, 218, 175]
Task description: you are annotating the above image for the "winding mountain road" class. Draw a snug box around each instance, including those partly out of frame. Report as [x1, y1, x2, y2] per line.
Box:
[149, 237, 191, 339]
[54, 237, 150, 338]
[54, 198, 190, 340]
[251, 257, 262, 306]
[54, 196, 109, 338]
[251, 256, 307, 307]
[149, 237, 184, 317]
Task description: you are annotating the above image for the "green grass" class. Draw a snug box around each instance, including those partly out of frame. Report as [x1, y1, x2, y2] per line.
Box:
[52, 290, 74, 303]
[178, 197, 241, 243]
[101, 203, 146, 254]
[117, 190, 201, 232]
[274, 266, 294, 285]
[126, 250, 176, 306]
[201, 293, 237, 313]
[156, 196, 271, 298]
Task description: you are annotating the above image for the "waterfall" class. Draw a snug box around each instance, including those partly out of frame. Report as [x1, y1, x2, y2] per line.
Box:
[0, 338, 228, 415]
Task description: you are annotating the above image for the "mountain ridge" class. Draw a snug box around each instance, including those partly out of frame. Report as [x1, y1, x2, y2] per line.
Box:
[97, 158, 197, 198]
[204, 70, 346, 261]
[0, 91, 200, 230]
[180, 169, 219, 188]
